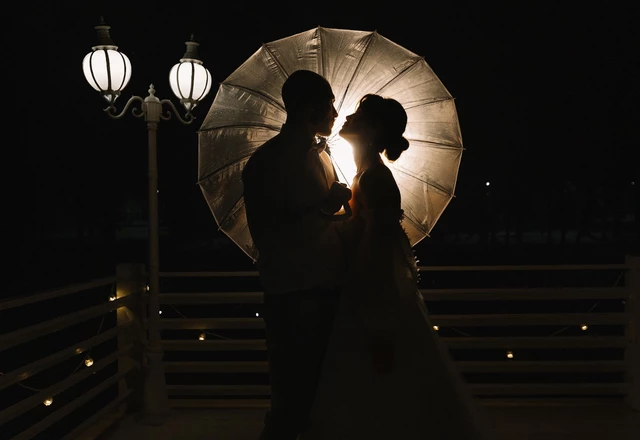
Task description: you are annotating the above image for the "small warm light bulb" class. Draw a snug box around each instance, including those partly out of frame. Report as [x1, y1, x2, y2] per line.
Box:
[255, 312, 260, 317]
[158, 310, 162, 315]
[433, 325, 439, 331]
[84, 357, 94, 367]
[199, 333, 206, 341]
[506, 351, 514, 359]
[485, 181, 490, 186]
[146, 285, 150, 292]
[581, 325, 588, 331]
[109, 295, 116, 302]
[43, 397, 53, 406]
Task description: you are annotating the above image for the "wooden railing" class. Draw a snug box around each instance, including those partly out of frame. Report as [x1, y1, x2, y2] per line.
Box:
[1, 256, 638, 438]
[155, 256, 640, 409]
[0, 265, 145, 440]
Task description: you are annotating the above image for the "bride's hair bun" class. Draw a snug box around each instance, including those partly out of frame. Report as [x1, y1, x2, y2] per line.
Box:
[383, 136, 410, 162]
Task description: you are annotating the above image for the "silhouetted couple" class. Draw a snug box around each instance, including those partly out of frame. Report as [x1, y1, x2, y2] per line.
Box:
[242, 70, 489, 440]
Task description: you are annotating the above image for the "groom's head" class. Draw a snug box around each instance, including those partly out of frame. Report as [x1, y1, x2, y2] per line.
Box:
[282, 70, 337, 137]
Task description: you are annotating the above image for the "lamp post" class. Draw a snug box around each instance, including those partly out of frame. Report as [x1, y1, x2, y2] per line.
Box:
[82, 17, 212, 425]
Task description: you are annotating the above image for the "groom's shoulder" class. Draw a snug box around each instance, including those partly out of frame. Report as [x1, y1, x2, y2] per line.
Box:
[243, 136, 283, 179]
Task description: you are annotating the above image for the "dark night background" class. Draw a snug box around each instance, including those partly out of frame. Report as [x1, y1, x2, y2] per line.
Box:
[1, 3, 638, 439]
[7, 1, 639, 295]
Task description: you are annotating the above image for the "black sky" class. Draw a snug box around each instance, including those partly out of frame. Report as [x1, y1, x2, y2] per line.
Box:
[9, 1, 639, 276]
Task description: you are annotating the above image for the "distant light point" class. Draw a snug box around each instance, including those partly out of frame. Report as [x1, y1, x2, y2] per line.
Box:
[485, 181, 490, 186]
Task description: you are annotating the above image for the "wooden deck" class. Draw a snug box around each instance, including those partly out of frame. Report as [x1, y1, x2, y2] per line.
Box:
[92, 402, 639, 440]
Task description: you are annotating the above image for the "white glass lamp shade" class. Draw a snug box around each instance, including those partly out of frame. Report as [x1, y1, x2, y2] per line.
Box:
[82, 48, 132, 105]
[169, 60, 212, 112]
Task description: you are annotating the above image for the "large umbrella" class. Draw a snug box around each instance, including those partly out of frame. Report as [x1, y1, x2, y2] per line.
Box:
[198, 26, 463, 261]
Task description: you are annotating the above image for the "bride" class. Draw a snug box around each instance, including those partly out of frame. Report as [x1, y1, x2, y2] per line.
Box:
[301, 94, 490, 439]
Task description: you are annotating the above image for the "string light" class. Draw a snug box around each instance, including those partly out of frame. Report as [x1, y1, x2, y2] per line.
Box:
[161, 270, 623, 371]
[9, 264, 625, 415]
[0, 293, 112, 402]
[9, 270, 618, 413]
[168, 304, 230, 339]
[159, 310, 162, 315]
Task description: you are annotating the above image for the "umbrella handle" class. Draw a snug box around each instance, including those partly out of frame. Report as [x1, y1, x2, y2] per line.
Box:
[321, 201, 352, 221]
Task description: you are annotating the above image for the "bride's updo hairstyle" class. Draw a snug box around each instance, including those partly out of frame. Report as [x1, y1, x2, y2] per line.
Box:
[357, 94, 410, 161]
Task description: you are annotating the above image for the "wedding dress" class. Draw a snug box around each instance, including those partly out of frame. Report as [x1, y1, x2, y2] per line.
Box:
[301, 188, 489, 439]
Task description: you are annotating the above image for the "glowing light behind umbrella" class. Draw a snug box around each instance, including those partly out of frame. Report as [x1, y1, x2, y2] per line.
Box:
[198, 27, 463, 260]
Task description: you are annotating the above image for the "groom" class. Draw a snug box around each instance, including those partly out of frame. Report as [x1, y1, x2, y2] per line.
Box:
[242, 69, 352, 440]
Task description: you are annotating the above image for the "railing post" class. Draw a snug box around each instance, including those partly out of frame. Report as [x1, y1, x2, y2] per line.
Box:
[116, 263, 146, 414]
[625, 254, 640, 411]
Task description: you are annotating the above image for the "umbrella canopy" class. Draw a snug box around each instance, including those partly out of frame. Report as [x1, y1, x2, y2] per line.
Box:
[198, 26, 463, 261]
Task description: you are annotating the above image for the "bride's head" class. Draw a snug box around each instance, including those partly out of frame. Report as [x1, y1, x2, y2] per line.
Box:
[339, 94, 409, 162]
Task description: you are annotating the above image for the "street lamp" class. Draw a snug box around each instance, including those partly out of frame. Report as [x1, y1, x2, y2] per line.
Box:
[82, 17, 212, 425]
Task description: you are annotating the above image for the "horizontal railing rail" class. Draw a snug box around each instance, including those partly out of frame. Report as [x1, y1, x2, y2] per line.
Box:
[155, 256, 639, 410]
[0, 346, 133, 426]
[154, 313, 630, 329]
[0, 277, 116, 312]
[157, 287, 631, 303]
[0, 322, 133, 392]
[2, 256, 638, 438]
[160, 335, 629, 350]
[0, 268, 144, 440]
[0, 296, 130, 352]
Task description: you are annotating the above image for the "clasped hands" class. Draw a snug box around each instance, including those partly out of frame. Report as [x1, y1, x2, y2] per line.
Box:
[321, 181, 352, 215]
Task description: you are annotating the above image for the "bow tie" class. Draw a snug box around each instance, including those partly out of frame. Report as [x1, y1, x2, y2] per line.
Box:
[311, 138, 327, 153]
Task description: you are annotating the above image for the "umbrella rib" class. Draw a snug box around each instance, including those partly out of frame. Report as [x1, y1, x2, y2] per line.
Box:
[200, 122, 282, 133]
[405, 139, 463, 151]
[400, 210, 428, 238]
[373, 55, 424, 96]
[393, 167, 454, 197]
[197, 153, 253, 185]
[318, 27, 325, 78]
[335, 31, 376, 114]
[216, 193, 245, 233]
[403, 96, 454, 111]
[261, 43, 290, 79]
[220, 83, 285, 113]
